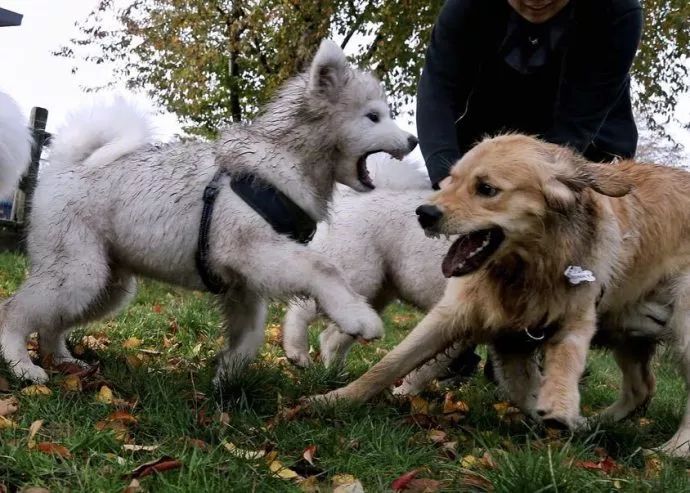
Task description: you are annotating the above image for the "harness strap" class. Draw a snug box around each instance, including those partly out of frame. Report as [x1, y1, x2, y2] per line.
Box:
[196, 169, 226, 294]
[196, 170, 318, 294]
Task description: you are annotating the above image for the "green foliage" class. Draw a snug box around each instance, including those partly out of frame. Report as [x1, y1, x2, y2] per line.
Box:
[55, 0, 688, 137]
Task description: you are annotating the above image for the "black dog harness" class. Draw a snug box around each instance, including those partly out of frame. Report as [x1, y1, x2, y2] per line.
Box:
[196, 170, 317, 294]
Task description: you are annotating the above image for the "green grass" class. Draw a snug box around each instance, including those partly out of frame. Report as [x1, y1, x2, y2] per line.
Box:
[0, 251, 689, 492]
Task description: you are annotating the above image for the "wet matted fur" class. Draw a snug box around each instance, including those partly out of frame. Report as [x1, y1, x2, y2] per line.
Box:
[0, 40, 417, 384]
[309, 134, 690, 457]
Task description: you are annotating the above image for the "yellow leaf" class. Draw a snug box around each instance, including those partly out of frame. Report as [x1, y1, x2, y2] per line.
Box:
[443, 392, 469, 414]
[269, 459, 301, 480]
[332, 474, 358, 486]
[95, 385, 114, 405]
[427, 429, 447, 444]
[223, 441, 266, 460]
[644, 454, 663, 478]
[461, 454, 478, 469]
[122, 337, 142, 349]
[21, 385, 52, 397]
[60, 375, 82, 392]
[0, 415, 17, 430]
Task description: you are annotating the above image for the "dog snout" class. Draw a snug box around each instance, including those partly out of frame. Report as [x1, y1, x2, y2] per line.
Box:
[416, 204, 443, 229]
[407, 135, 418, 152]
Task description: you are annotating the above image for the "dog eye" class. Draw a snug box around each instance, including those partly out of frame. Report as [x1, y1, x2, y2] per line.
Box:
[476, 182, 499, 197]
[366, 112, 380, 123]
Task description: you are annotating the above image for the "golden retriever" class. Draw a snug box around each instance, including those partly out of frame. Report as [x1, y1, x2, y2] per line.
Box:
[308, 134, 690, 457]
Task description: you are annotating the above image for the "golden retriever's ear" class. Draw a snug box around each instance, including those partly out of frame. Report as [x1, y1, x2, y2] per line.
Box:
[543, 178, 578, 211]
[576, 163, 632, 198]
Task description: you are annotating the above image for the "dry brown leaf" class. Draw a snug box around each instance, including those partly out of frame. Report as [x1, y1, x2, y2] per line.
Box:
[303, 444, 317, 466]
[266, 323, 282, 345]
[639, 417, 654, 427]
[122, 337, 142, 350]
[95, 385, 114, 404]
[126, 456, 182, 479]
[0, 376, 9, 393]
[185, 438, 208, 450]
[95, 420, 131, 442]
[644, 455, 663, 478]
[82, 333, 110, 350]
[409, 396, 429, 415]
[36, 442, 71, 459]
[21, 385, 52, 397]
[427, 430, 447, 444]
[441, 441, 458, 459]
[27, 420, 44, 448]
[443, 393, 469, 414]
[459, 471, 494, 492]
[123, 478, 142, 493]
[152, 304, 163, 314]
[404, 479, 442, 492]
[106, 411, 138, 426]
[481, 451, 497, 469]
[0, 396, 18, 417]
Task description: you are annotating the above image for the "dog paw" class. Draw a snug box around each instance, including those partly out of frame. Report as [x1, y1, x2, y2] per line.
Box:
[334, 304, 383, 341]
[285, 350, 312, 368]
[536, 394, 584, 431]
[11, 362, 49, 384]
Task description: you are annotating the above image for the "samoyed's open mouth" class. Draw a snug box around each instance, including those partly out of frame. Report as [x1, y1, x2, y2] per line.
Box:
[441, 227, 505, 278]
[356, 149, 407, 189]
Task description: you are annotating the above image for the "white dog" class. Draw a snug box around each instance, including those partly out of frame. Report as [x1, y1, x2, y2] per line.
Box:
[0, 40, 417, 383]
[0, 91, 31, 198]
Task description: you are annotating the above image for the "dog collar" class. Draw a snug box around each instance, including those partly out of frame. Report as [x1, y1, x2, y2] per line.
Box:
[196, 170, 317, 294]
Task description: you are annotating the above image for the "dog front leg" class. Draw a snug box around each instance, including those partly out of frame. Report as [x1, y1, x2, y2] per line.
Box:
[535, 307, 596, 430]
[307, 301, 464, 403]
[393, 343, 467, 396]
[490, 345, 542, 418]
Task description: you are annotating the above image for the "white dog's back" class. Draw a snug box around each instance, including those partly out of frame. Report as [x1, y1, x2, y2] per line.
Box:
[0, 91, 32, 198]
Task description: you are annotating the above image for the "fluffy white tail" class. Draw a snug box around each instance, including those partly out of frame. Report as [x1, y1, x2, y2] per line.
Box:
[50, 97, 152, 168]
[0, 91, 32, 197]
[367, 152, 430, 190]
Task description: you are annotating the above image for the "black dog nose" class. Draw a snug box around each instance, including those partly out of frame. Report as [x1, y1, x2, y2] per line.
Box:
[407, 135, 418, 151]
[416, 204, 442, 229]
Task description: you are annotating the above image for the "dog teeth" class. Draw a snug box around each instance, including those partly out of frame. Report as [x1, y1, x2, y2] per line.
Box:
[467, 234, 491, 259]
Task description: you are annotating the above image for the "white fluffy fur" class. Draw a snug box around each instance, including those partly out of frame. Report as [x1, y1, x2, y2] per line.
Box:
[0, 91, 31, 198]
[0, 40, 417, 383]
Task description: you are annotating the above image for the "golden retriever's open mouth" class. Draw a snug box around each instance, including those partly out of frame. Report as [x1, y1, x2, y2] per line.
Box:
[441, 227, 505, 277]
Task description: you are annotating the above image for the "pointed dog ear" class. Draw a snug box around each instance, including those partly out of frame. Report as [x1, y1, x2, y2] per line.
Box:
[308, 39, 348, 101]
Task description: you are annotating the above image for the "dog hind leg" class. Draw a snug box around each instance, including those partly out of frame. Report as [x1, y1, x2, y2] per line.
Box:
[490, 345, 542, 418]
[0, 241, 111, 382]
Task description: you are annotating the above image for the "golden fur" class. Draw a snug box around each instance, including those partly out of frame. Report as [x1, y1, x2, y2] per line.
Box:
[309, 134, 690, 456]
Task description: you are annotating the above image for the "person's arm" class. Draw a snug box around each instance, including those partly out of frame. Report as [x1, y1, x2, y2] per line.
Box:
[544, 5, 642, 157]
[417, 0, 480, 189]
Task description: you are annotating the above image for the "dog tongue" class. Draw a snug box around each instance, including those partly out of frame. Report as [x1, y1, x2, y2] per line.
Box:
[441, 230, 493, 278]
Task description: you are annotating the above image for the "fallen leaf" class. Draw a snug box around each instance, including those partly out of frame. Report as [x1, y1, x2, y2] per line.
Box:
[303, 444, 317, 466]
[185, 438, 208, 450]
[95, 385, 114, 404]
[218, 412, 231, 427]
[441, 441, 458, 459]
[223, 441, 266, 460]
[461, 455, 479, 469]
[269, 459, 302, 480]
[27, 420, 44, 448]
[405, 479, 442, 492]
[123, 444, 160, 453]
[123, 479, 142, 493]
[0, 416, 16, 430]
[21, 385, 52, 397]
[152, 304, 163, 314]
[427, 430, 447, 444]
[0, 376, 9, 392]
[82, 333, 109, 350]
[106, 411, 138, 426]
[644, 455, 663, 478]
[122, 338, 142, 350]
[443, 393, 469, 414]
[266, 323, 282, 345]
[332, 475, 365, 493]
[481, 451, 497, 469]
[95, 420, 131, 442]
[639, 417, 654, 427]
[60, 375, 82, 392]
[574, 454, 618, 475]
[409, 396, 429, 415]
[459, 471, 493, 492]
[298, 476, 320, 492]
[0, 396, 18, 417]
[126, 456, 182, 479]
[391, 469, 418, 490]
[36, 442, 71, 459]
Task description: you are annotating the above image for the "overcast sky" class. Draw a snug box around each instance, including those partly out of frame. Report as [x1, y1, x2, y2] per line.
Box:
[0, 0, 688, 158]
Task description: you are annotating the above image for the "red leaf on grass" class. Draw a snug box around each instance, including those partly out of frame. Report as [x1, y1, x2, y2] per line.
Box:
[392, 469, 418, 491]
[574, 455, 618, 475]
[303, 444, 317, 466]
[126, 456, 182, 479]
[36, 442, 71, 459]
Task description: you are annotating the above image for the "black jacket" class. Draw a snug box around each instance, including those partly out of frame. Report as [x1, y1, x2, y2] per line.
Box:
[417, 0, 643, 188]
